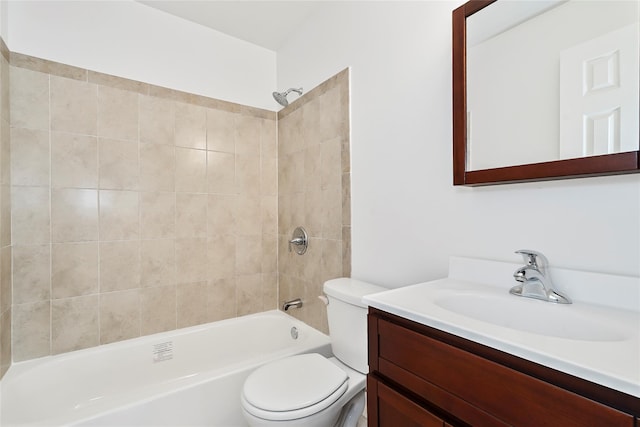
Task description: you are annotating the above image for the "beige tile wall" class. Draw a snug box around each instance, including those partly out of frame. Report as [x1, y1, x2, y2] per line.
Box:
[0, 39, 11, 378]
[10, 53, 278, 361]
[7, 52, 349, 363]
[277, 69, 350, 333]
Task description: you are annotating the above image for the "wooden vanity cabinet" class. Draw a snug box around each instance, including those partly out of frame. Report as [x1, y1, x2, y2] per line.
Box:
[367, 308, 639, 427]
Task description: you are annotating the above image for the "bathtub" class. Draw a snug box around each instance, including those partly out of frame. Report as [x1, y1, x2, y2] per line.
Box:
[1, 310, 332, 426]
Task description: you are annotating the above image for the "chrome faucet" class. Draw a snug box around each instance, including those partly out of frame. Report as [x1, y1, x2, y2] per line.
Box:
[282, 298, 303, 311]
[511, 250, 571, 304]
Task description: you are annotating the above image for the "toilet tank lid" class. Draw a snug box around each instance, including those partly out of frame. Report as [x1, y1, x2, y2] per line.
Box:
[323, 278, 387, 307]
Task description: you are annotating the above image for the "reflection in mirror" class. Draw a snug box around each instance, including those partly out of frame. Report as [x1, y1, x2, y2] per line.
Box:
[465, 0, 639, 171]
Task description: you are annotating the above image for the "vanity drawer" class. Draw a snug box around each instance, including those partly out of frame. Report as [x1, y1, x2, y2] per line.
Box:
[368, 376, 446, 427]
[376, 318, 634, 427]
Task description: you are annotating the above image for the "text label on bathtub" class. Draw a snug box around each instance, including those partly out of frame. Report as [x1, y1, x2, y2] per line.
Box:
[152, 341, 174, 363]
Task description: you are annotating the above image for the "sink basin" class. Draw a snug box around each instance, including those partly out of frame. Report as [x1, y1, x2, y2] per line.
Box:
[434, 292, 629, 342]
[362, 258, 640, 397]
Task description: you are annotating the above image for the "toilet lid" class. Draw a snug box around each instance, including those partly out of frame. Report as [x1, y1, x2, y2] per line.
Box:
[242, 353, 348, 413]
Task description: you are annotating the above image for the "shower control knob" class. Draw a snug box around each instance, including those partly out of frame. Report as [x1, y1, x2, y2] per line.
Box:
[288, 227, 308, 255]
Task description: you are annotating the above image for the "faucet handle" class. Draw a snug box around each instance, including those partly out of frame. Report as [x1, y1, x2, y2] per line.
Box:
[515, 249, 548, 270]
[288, 227, 308, 255]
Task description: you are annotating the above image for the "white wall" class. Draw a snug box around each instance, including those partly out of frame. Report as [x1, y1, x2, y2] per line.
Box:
[7, 1, 277, 110]
[277, 1, 640, 287]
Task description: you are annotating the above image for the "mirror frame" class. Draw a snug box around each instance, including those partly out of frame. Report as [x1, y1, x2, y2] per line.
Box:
[452, 0, 640, 186]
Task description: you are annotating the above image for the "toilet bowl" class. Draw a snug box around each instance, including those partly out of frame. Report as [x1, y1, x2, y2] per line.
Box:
[240, 278, 386, 427]
[241, 354, 366, 427]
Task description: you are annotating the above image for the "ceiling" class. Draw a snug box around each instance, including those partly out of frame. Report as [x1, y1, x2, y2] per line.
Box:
[137, 1, 324, 51]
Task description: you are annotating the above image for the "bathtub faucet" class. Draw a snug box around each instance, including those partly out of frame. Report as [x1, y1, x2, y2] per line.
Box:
[282, 298, 303, 311]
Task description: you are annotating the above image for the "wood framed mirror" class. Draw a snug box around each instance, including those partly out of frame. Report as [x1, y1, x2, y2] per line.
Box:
[453, 0, 640, 186]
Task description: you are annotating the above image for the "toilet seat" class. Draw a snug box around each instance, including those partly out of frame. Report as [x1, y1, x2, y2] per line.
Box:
[241, 353, 349, 421]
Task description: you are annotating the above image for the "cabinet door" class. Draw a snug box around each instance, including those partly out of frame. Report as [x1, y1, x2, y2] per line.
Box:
[369, 376, 444, 427]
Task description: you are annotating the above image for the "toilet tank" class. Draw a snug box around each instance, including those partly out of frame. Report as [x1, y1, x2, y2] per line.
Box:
[323, 278, 387, 374]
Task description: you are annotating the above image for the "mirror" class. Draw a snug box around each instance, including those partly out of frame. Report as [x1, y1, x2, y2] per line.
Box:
[453, 0, 640, 185]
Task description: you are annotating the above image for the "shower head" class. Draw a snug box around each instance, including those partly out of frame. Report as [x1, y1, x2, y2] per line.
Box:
[272, 87, 303, 107]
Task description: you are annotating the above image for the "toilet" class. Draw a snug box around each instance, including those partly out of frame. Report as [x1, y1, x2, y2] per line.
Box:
[240, 278, 386, 427]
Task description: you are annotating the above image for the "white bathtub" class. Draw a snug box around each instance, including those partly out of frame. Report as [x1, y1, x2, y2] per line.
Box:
[1, 310, 332, 427]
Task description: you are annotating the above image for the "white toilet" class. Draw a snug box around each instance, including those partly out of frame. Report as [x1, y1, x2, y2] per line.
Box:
[240, 278, 386, 427]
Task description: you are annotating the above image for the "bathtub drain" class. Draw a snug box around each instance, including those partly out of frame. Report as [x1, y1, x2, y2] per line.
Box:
[290, 326, 299, 340]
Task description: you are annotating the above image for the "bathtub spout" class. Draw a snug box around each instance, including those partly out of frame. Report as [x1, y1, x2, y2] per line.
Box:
[282, 298, 303, 311]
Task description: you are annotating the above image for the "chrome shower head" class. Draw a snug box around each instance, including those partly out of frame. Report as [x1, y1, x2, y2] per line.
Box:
[272, 87, 303, 107]
[272, 91, 289, 107]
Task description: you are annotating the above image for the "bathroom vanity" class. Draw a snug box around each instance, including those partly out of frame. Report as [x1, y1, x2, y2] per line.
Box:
[364, 257, 640, 426]
[367, 308, 637, 426]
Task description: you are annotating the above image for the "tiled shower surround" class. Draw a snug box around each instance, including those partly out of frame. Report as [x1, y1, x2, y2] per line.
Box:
[5, 47, 349, 366]
[0, 41, 11, 377]
[277, 70, 350, 333]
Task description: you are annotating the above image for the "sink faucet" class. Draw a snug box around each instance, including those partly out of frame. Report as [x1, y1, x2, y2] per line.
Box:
[511, 250, 571, 304]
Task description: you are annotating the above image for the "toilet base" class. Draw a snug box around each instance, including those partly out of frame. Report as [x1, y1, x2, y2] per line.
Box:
[333, 391, 366, 427]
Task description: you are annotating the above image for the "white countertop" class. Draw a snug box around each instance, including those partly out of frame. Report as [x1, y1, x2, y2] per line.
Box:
[363, 257, 640, 398]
